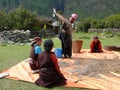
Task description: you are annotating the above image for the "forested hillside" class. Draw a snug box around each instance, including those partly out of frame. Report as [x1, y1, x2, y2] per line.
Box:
[0, 0, 120, 20]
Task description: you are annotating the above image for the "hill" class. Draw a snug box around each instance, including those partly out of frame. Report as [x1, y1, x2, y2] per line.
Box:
[0, 0, 120, 20]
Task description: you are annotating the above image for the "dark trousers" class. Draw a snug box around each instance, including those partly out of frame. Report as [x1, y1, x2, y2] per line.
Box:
[59, 32, 72, 57]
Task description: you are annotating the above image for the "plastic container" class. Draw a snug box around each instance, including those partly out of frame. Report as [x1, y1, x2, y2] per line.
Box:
[54, 48, 62, 58]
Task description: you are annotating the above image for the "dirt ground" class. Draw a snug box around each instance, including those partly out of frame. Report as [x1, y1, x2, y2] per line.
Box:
[75, 58, 120, 78]
[58, 50, 120, 79]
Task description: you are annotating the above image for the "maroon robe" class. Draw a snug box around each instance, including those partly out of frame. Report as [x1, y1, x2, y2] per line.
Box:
[90, 40, 103, 52]
[35, 52, 66, 87]
[29, 46, 39, 70]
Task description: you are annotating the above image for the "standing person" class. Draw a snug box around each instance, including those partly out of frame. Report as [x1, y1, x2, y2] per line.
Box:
[90, 36, 103, 53]
[35, 39, 66, 87]
[29, 37, 42, 73]
[54, 9, 78, 58]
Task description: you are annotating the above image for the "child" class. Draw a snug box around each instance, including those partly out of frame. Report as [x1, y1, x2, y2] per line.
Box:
[90, 36, 103, 53]
[29, 37, 42, 73]
[35, 39, 66, 87]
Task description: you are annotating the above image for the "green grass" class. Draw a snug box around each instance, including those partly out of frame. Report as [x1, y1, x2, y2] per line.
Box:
[0, 44, 30, 71]
[72, 32, 120, 49]
[0, 32, 120, 90]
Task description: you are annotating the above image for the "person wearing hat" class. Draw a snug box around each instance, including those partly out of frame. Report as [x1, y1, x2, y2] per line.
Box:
[90, 36, 103, 53]
[35, 39, 66, 87]
[29, 37, 42, 73]
[54, 9, 78, 58]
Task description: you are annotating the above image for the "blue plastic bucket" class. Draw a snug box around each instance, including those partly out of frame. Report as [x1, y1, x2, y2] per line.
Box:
[54, 48, 62, 58]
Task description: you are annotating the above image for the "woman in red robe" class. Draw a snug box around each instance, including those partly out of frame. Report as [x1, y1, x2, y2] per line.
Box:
[90, 36, 103, 53]
[35, 39, 66, 88]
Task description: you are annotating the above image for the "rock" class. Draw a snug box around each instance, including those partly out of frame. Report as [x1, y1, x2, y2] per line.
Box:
[0, 30, 31, 44]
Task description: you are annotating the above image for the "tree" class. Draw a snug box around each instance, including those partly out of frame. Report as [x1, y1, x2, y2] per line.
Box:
[7, 6, 38, 30]
[0, 10, 7, 31]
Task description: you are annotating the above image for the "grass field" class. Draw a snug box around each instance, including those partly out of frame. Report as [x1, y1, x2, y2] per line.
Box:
[0, 32, 120, 90]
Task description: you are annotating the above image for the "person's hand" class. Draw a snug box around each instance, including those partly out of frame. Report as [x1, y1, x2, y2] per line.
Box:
[53, 8, 56, 17]
[53, 8, 56, 14]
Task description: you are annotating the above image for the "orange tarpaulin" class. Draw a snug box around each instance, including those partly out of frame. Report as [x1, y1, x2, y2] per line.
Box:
[1, 49, 120, 90]
[2, 61, 87, 88]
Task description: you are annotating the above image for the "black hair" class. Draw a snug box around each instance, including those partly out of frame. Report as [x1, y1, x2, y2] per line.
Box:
[44, 39, 54, 53]
[93, 36, 98, 39]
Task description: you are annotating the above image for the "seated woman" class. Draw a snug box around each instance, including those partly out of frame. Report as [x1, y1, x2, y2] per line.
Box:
[90, 36, 103, 53]
[35, 39, 66, 88]
[29, 37, 42, 73]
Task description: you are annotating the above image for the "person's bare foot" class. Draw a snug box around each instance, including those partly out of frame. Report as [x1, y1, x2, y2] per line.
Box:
[31, 69, 40, 74]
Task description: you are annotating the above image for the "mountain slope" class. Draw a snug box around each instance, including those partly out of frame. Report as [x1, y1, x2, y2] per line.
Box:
[0, 0, 120, 20]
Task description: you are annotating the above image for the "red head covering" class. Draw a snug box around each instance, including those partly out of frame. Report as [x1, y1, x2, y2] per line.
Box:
[71, 14, 78, 20]
[31, 37, 42, 46]
[69, 13, 78, 23]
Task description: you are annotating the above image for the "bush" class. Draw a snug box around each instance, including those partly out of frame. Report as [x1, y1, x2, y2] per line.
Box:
[77, 18, 97, 32]
[7, 6, 38, 30]
[77, 14, 120, 33]
[103, 14, 120, 28]
[0, 10, 7, 31]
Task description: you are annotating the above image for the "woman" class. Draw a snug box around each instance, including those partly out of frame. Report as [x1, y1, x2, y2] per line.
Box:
[54, 9, 78, 58]
[90, 36, 103, 53]
[29, 37, 42, 73]
[35, 39, 66, 87]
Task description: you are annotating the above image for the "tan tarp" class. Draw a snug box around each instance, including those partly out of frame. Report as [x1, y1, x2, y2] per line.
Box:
[1, 49, 120, 90]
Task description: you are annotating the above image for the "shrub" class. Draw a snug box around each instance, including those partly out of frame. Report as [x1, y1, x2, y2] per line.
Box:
[77, 18, 97, 32]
